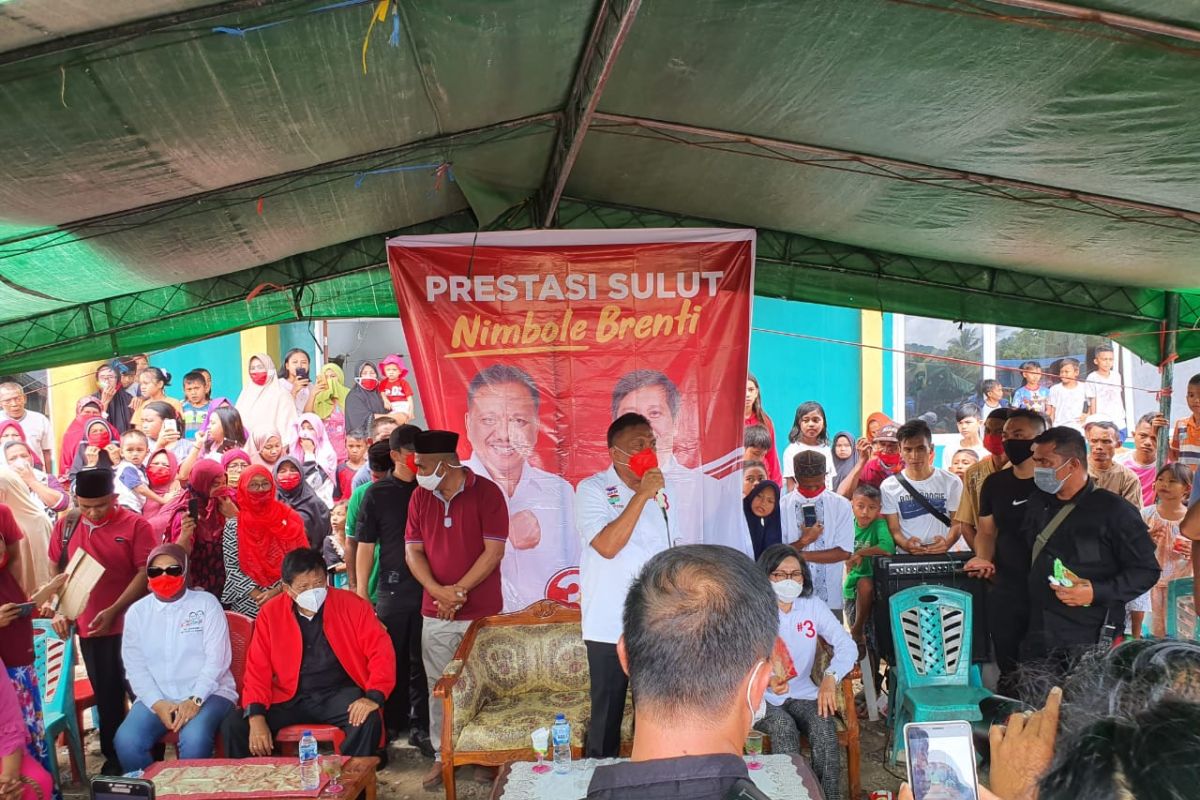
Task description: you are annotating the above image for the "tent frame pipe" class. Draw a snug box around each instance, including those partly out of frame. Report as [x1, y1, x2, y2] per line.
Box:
[982, 0, 1200, 44]
[1158, 292, 1179, 469]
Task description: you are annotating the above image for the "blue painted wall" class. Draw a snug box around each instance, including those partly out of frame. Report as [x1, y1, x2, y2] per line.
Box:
[279, 322, 319, 365]
[151, 333, 242, 404]
[750, 297, 862, 451]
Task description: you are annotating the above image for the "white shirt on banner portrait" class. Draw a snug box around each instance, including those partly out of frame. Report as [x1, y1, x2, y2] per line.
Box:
[659, 455, 750, 555]
[576, 465, 673, 644]
[466, 453, 579, 612]
[780, 488, 855, 611]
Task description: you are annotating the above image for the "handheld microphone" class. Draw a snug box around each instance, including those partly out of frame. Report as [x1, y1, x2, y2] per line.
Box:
[655, 489, 669, 527]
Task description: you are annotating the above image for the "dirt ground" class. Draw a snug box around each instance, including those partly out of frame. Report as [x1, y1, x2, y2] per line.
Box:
[59, 717, 906, 799]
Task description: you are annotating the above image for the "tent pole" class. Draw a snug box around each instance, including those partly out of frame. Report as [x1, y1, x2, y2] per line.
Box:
[1158, 291, 1179, 469]
[982, 1, 1200, 45]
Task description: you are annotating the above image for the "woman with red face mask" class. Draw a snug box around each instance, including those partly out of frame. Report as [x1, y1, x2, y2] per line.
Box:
[114, 543, 238, 771]
[68, 417, 120, 478]
[234, 353, 297, 440]
[235, 465, 309, 612]
[163, 460, 236, 599]
[345, 361, 387, 436]
[274, 456, 331, 550]
[142, 448, 181, 534]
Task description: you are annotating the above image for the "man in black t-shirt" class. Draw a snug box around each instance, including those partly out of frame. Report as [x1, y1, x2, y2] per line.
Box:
[355, 427, 431, 755]
[965, 409, 1043, 695]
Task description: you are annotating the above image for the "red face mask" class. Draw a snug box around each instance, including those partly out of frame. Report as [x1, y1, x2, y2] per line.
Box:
[147, 573, 186, 600]
[983, 433, 1005, 457]
[359, 378, 379, 392]
[405, 453, 418, 474]
[147, 464, 173, 487]
[627, 448, 658, 478]
[249, 370, 269, 386]
[878, 451, 902, 468]
[797, 484, 824, 499]
[276, 471, 302, 491]
[87, 427, 111, 448]
[243, 487, 273, 512]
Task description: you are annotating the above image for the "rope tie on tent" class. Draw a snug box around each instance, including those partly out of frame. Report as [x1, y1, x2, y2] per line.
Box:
[245, 283, 287, 304]
[353, 161, 447, 189]
[214, 0, 371, 37]
[361, 0, 400, 74]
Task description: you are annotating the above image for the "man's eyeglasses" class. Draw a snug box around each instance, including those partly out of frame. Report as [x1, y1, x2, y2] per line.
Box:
[147, 565, 184, 578]
[770, 570, 804, 582]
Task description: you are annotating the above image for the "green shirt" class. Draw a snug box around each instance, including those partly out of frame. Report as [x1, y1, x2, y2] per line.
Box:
[345, 480, 381, 603]
[843, 518, 895, 599]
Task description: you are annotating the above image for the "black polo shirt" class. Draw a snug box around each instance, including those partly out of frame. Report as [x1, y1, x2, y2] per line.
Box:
[355, 472, 421, 601]
[1020, 481, 1159, 652]
[978, 469, 1037, 591]
[586, 754, 750, 800]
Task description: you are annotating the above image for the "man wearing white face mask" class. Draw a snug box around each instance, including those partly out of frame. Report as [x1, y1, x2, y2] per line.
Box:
[221, 548, 396, 759]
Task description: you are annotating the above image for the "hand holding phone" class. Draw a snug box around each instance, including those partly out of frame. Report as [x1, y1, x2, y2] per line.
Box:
[188, 498, 200, 520]
[904, 720, 980, 800]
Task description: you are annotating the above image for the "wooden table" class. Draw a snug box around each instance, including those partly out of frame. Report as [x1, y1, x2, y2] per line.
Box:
[140, 756, 379, 800]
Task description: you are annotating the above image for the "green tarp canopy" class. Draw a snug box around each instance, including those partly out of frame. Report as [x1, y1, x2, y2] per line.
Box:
[2, 0, 1199, 373]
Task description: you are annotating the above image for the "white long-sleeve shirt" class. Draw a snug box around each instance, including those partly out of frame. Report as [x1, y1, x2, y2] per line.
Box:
[122, 589, 239, 708]
[780, 489, 855, 610]
[769, 595, 857, 704]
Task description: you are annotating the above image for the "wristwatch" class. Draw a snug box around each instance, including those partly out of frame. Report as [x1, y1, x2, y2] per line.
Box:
[188, 695, 204, 707]
[823, 668, 838, 682]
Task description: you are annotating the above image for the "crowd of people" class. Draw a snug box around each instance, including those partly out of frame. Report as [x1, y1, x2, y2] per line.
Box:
[0, 341, 1197, 800]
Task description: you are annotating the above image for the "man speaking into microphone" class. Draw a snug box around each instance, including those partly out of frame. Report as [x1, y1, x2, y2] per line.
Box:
[576, 412, 674, 757]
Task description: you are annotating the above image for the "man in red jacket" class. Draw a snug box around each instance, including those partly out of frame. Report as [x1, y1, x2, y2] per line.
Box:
[220, 548, 396, 757]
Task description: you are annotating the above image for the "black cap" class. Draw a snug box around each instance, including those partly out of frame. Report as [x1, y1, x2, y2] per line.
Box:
[367, 441, 393, 473]
[75, 468, 115, 498]
[414, 430, 459, 455]
[389, 423, 422, 453]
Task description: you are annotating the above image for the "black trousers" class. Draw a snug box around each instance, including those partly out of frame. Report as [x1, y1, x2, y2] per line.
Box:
[375, 589, 429, 737]
[585, 641, 627, 758]
[987, 586, 1029, 698]
[79, 634, 128, 770]
[220, 686, 383, 758]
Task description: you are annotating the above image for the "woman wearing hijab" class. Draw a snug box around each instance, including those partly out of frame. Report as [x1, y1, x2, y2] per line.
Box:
[164, 459, 235, 599]
[345, 361, 386, 436]
[831, 431, 859, 489]
[286, 414, 338, 507]
[744, 480, 783, 559]
[311, 363, 350, 462]
[141, 448, 181, 534]
[60, 397, 104, 473]
[114, 543, 238, 771]
[235, 465, 309, 611]
[2, 441, 68, 515]
[0, 423, 45, 472]
[235, 353, 298, 440]
[219, 450, 257, 618]
[92, 362, 135, 436]
[274, 456, 331, 549]
[68, 417, 120, 478]
[249, 427, 284, 470]
[0, 467, 54, 595]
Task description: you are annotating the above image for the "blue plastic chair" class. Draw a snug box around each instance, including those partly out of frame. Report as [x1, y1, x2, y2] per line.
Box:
[32, 620, 86, 788]
[1166, 577, 1196, 640]
[887, 585, 991, 764]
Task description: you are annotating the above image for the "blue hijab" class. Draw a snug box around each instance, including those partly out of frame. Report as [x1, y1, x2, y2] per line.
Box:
[743, 480, 782, 560]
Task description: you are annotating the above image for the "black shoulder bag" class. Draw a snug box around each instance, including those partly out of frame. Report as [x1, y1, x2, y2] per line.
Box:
[55, 509, 83, 571]
[895, 473, 953, 527]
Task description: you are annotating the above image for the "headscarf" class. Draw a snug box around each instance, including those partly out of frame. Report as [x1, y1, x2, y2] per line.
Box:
[831, 431, 859, 488]
[864, 412, 893, 441]
[0, 421, 43, 470]
[221, 448, 252, 469]
[142, 447, 182, 533]
[69, 418, 120, 477]
[274, 455, 331, 549]
[249, 427, 283, 468]
[287, 413, 338, 478]
[0, 467, 53, 595]
[60, 397, 103, 471]
[345, 361, 387, 436]
[236, 464, 309, 587]
[234, 353, 298, 441]
[743, 480, 782, 560]
[312, 364, 350, 419]
[146, 543, 189, 602]
[164, 458, 228, 545]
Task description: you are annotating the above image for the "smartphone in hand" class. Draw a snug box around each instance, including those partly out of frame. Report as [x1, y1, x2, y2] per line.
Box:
[904, 720, 980, 800]
[91, 777, 155, 799]
[187, 498, 200, 520]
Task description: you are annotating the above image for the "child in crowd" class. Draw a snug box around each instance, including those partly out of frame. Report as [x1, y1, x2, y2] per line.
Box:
[1142, 464, 1193, 638]
[948, 449, 980, 481]
[743, 479, 782, 559]
[323, 500, 350, 589]
[180, 369, 213, 440]
[742, 459, 768, 498]
[1169, 373, 1200, 472]
[940, 403, 987, 469]
[1117, 411, 1163, 507]
[782, 400, 833, 493]
[376, 354, 414, 423]
[744, 424, 771, 464]
[1046, 357, 1095, 432]
[1087, 343, 1126, 437]
[844, 484, 895, 655]
[335, 430, 369, 501]
[1011, 361, 1049, 413]
[114, 430, 174, 512]
[977, 379, 1007, 415]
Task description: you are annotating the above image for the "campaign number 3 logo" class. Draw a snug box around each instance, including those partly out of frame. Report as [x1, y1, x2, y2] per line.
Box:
[796, 620, 816, 638]
[545, 568, 581, 608]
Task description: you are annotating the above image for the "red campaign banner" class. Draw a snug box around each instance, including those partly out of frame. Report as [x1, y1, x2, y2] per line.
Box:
[388, 228, 755, 612]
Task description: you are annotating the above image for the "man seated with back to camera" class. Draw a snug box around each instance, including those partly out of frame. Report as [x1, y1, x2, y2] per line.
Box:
[221, 548, 396, 759]
[585, 545, 824, 800]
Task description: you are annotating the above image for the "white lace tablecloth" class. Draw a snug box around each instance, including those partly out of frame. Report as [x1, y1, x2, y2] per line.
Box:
[495, 755, 813, 800]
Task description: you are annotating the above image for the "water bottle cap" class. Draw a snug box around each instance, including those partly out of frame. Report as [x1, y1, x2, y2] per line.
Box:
[555, 714, 566, 721]
[303, 730, 312, 736]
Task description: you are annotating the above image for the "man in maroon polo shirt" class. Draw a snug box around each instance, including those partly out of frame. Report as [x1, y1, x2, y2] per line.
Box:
[404, 429, 507, 790]
[49, 468, 155, 774]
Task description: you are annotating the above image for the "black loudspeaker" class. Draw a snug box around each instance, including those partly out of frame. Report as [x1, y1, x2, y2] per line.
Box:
[871, 553, 990, 663]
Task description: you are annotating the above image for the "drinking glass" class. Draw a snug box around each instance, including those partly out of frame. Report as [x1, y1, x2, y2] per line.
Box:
[744, 731, 764, 770]
[531, 727, 552, 774]
[320, 754, 343, 793]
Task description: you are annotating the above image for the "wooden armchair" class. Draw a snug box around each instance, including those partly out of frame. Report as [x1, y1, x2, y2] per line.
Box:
[432, 600, 632, 800]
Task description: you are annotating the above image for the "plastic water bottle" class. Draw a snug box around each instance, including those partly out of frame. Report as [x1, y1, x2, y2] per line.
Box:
[551, 713, 572, 774]
[298, 730, 319, 790]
